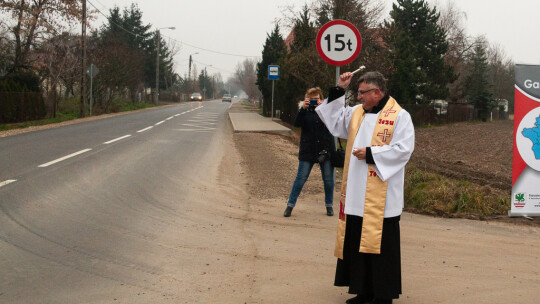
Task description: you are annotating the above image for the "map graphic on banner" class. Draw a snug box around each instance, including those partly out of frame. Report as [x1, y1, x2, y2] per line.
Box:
[522, 115, 540, 159]
[511, 64, 540, 216]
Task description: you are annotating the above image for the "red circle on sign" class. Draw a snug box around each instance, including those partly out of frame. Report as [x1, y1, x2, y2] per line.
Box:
[316, 20, 362, 66]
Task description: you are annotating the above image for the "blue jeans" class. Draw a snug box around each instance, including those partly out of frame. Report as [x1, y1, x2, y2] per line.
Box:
[287, 160, 334, 208]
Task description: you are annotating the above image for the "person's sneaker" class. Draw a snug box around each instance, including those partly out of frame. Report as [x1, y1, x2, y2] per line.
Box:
[326, 207, 334, 216]
[283, 206, 293, 217]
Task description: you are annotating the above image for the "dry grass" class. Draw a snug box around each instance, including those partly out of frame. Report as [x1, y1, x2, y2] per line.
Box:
[404, 165, 509, 216]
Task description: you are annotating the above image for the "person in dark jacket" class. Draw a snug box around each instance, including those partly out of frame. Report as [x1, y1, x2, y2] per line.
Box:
[284, 87, 335, 217]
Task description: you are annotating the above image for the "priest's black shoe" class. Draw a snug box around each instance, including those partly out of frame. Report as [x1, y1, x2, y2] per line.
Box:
[283, 206, 293, 217]
[345, 294, 372, 304]
[326, 206, 334, 216]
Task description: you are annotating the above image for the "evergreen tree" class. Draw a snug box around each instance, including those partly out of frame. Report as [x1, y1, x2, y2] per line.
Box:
[275, 6, 322, 123]
[256, 24, 286, 116]
[315, 0, 389, 89]
[198, 69, 212, 100]
[466, 38, 492, 121]
[384, 0, 455, 105]
[99, 4, 174, 95]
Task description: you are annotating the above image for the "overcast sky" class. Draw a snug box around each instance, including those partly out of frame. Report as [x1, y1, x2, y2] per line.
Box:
[90, 0, 540, 80]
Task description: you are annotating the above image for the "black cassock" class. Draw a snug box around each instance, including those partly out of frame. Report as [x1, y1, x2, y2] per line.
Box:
[334, 214, 402, 300]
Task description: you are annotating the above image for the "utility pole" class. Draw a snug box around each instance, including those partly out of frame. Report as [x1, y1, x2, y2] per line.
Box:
[203, 67, 207, 100]
[155, 29, 160, 105]
[80, 0, 87, 117]
[188, 52, 198, 89]
[188, 55, 192, 82]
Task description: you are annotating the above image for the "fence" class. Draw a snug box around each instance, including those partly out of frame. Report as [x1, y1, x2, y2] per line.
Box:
[403, 103, 507, 126]
[0, 92, 46, 123]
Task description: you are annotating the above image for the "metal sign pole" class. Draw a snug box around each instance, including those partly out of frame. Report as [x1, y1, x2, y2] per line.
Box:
[271, 80, 275, 120]
[86, 64, 98, 116]
[333, 66, 340, 181]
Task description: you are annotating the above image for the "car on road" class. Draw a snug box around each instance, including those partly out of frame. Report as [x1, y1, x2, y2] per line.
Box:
[190, 92, 202, 101]
[222, 94, 232, 102]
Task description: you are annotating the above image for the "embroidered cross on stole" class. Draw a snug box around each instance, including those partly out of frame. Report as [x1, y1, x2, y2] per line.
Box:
[334, 97, 402, 258]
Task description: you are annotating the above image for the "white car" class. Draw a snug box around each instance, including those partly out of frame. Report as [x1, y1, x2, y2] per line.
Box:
[190, 93, 202, 101]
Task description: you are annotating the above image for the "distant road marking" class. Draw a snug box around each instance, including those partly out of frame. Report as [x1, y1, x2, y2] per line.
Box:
[166, 116, 174, 120]
[181, 123, 215, 129]
[175, 129, 214, 132]
[155, 121, 165, 126]
[174, 114, 180, 117]
[187, 120, 216, 123]
[38, 149, 92, 168]
[137, 126, 153, 133]
[104, 134, 131, 144]
[0, 179, 17, 187]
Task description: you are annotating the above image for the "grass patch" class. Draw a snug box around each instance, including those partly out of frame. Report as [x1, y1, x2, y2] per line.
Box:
[285, 133, 509, 217]
[0, 98, 157, 131]
[0, 111, 79, 131]
[110, 100, 155, 112]
[404, 165, 509, 216]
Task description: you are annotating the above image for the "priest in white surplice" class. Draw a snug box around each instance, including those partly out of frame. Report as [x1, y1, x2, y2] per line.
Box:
[316, 71, 414, 304]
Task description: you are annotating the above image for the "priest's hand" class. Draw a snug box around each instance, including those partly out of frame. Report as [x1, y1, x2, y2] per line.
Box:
[352, 147, 367, 160]
[338, 72, 353, 89]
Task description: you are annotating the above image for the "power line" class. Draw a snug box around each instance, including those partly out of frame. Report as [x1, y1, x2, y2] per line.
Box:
[162, 34, 259, 58]
[87, 0, 259, 59]
[87, 0, 140, 38]
[192, 59, 234, 75]
[91, 0, 108, 11]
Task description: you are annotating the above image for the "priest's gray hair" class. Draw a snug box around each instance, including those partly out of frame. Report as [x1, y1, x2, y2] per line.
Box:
[358, 71, 387, 94]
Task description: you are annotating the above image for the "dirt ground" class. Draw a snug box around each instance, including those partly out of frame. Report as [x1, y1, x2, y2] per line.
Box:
[231, 125, 540, 303]
[3, 107, 539, 303]
[411, 120, 514, 192]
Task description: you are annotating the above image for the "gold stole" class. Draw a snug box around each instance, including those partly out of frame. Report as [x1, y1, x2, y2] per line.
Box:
[334, 97, 401, 258]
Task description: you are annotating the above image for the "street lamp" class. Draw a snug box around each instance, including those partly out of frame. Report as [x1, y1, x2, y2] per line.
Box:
[155, 26, 175, 105]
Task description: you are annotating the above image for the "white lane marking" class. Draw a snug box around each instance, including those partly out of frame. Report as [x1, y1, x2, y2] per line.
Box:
[175, 129, 214, 132]
[187, 120, 216, 124]
[38, 149, 92, 168]
[137, 126, 153, 133]
[155, 121, 165, 126]
[166, 116, 174, 120]
[0, 179, 17, 187]
[174, 114, 180, 117]
[104, 134, 131, 145]
[181, 124, 215, 130]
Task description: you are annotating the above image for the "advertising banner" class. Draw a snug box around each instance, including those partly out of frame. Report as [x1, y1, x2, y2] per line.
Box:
[511, 64, 540, 216]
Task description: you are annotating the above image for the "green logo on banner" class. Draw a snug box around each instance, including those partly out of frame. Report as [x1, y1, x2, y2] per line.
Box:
[515, 193, 525, 203]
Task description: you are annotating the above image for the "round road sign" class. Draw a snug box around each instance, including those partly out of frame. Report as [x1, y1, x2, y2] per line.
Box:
[316, 20, 362, 66]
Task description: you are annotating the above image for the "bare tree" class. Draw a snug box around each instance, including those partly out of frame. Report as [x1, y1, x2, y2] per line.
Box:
[0, 0, 85, 73]
[436, 0, 473, 102]
[487, 42, 514, 105]
[233, 58, 261, 103]
[0, 29, 12, 76]
[90, 37, 145, 111]
[36, 32, 78, 117]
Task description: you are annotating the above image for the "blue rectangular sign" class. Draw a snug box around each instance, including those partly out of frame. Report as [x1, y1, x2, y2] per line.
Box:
[268, 65, 279, 80]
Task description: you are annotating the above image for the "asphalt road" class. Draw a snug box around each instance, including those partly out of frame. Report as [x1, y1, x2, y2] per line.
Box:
[0, 100, 233, 303]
